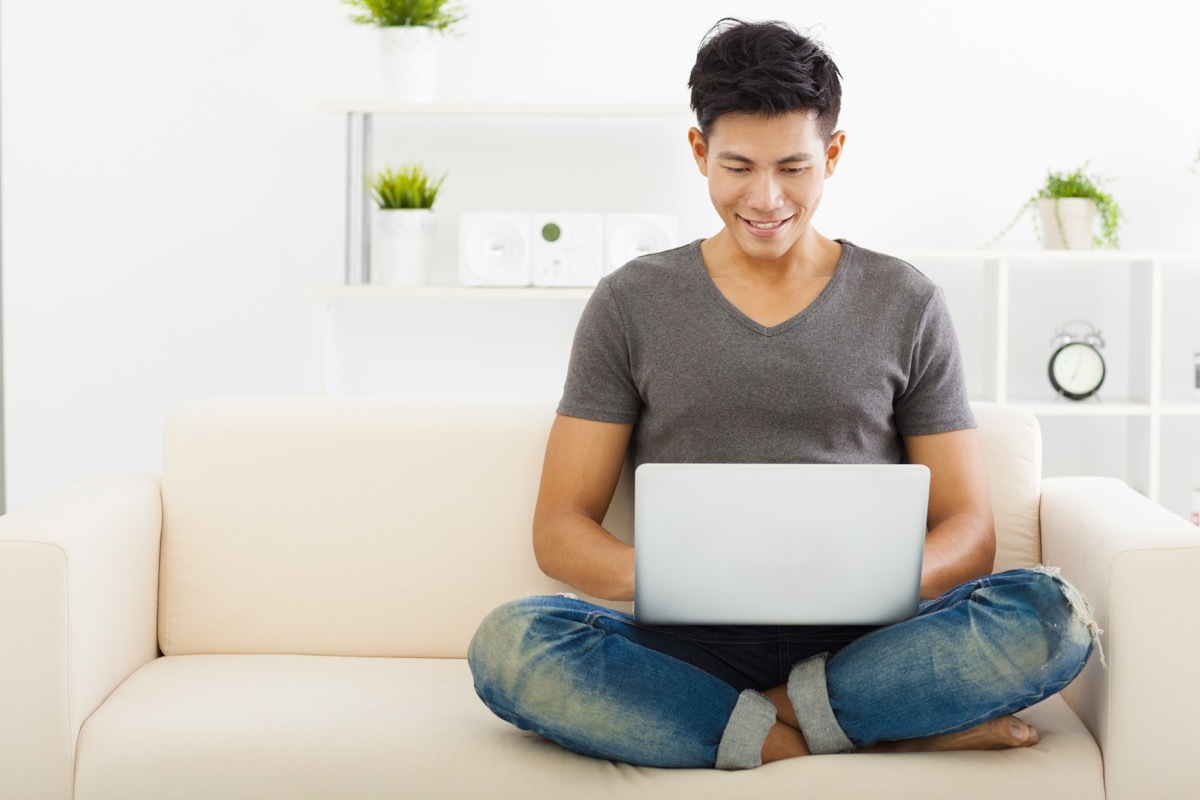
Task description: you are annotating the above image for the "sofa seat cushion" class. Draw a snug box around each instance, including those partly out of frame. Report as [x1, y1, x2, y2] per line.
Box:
[75, 655, 1104, 800]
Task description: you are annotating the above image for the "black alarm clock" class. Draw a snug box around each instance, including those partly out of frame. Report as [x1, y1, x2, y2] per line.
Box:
[1048, 320, 1105, 401]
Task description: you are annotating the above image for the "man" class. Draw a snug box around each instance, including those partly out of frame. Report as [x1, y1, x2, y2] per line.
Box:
[467, 18, 1097, 770]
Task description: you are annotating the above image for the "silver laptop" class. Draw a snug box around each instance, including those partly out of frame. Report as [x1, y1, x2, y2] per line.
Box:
[633, 463, 930, 626]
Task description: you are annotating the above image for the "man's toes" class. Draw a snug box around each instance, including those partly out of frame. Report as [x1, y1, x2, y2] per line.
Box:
[1002, 717, 1039, 747]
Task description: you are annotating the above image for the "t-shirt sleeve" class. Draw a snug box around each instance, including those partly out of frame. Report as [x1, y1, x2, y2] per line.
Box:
[556, 280, 643, 424]
[893, 287, 976, 436]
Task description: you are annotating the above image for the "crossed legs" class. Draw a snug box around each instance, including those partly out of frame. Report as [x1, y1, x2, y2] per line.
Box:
[467, 568, 1097, 769]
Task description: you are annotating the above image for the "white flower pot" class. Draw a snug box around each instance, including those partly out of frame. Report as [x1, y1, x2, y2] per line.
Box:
[1037, 197, 1097, 250]
[380, 26, 439, 102]
[372, 209, 437, 286]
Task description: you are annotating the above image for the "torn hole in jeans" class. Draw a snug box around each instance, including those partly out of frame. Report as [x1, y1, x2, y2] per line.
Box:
[1033, 564, 1106, 668]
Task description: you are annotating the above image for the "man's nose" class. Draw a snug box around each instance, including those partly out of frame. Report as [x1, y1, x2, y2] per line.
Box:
[746, 173, 784, 211]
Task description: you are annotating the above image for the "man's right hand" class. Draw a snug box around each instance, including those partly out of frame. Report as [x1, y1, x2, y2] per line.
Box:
[532, 414, 635, 601]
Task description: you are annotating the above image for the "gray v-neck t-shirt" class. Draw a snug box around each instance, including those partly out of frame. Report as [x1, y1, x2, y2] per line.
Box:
[556, 239, 975, 467]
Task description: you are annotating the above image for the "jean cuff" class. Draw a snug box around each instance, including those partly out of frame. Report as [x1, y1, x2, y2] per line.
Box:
[787, 653, 855, 754]
[714, 690, 777, 770]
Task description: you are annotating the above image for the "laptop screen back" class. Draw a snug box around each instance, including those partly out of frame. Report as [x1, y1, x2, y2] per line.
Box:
[633, 463, 930, 625]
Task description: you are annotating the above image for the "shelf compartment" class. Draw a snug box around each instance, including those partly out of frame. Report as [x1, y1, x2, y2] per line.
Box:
[1003, 257, 1155, 405]
[1159, 417, 1200, 522]
[1037, 415, 1156, 498]
[1159, 258, 1200, 404]
[317, 292, 591, 401]
[331, 102, 697, 286]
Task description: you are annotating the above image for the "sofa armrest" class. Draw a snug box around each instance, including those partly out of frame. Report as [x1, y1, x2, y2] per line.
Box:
[0, 473, 162, 800]
[1040, 476, 1200, 800]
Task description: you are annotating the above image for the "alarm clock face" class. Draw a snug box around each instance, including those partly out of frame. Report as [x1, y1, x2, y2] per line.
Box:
[1049, 342, 1106, 400]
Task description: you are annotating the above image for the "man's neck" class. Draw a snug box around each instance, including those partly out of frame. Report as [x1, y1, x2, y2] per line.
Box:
[701, 227, 839, 285]
[698, 229, 843, 328]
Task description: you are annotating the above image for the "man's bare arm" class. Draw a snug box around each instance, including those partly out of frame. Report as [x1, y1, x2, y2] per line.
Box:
[532, 414, 636, 601]
[903, 428, 996, 599]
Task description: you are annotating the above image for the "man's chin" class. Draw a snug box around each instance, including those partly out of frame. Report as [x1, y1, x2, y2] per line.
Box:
[730, 230, 800, 262]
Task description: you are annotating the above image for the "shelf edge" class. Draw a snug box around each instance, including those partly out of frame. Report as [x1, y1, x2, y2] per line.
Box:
[318, 285, 595, 299]
[317, 101, 693, 117]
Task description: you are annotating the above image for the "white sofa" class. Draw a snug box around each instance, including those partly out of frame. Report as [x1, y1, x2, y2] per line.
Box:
[2, 397, 1199, 799]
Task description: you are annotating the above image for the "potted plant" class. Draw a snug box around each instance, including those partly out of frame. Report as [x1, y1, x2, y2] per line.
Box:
[369, 163, 446, 286]
[343, 0, 467, 102]
[989, 162, 1123, 250]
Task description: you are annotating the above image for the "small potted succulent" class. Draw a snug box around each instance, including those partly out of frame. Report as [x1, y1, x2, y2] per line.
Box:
[343, 0, 467, 102]
[369, 163, 446, 286]
[990, 162, 1123, 250]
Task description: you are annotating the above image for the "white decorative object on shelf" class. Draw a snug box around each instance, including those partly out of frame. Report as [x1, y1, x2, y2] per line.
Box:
[372, 209, 436, 286]
[1038, 198, 1097, 250]
[457, 212, 681, 288]
[458, 213, 533, 286]
[379, 26, 439, 102]
[531, 213, 605, 288]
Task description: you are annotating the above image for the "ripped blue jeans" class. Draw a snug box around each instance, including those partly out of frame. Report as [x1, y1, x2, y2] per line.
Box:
[467, 567, 1098, 769]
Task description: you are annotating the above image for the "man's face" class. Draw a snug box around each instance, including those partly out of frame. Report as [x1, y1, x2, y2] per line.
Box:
[689, 111, 844, 263]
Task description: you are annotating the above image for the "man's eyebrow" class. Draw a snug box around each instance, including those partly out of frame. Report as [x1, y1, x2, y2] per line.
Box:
[715, 151, 815, 164]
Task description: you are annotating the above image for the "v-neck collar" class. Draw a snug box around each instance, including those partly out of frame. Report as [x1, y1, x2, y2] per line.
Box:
[690, 239, 852, 337]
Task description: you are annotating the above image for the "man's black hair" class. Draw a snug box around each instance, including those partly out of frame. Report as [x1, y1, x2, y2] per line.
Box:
[688, 18, 843, 143]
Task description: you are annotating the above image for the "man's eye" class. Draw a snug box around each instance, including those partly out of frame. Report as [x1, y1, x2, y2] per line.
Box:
[724, 166, 750, 174]
[782, 167, 808, 175]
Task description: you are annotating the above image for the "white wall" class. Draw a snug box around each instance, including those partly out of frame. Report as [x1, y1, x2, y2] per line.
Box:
[3, 0, 1200, 511]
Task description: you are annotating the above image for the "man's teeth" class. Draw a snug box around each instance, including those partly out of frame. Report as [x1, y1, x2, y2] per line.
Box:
[746, 218, 787, 229]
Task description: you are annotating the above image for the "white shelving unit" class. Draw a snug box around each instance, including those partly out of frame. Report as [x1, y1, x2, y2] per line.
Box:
[893, 249, 1200, 508]
[318, 101, 1200, 520]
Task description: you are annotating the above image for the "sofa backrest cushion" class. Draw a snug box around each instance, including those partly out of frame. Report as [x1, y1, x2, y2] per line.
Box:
[158, 398, 1037, 658]
[158, 398, 635, 658]
[971, 402, 1042, 571]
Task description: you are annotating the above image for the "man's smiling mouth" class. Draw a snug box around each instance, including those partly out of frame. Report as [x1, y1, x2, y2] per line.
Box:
[739, 215, 794, 234]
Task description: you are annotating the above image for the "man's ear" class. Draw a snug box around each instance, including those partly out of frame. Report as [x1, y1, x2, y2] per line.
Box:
[824, 130, 846, 178]
[688, 127, 710, 177]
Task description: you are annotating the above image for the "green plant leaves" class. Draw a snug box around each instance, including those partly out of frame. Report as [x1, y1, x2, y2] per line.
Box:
[369, 164, 446, 209]
[342, 0, 467, 32]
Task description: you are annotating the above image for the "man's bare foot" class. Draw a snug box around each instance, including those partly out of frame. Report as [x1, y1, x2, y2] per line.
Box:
[862, 715, 1040, 754]
[761, 721, 811, 763]
[763, 686, 798, 728]
[759, 685, 1038, 760]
